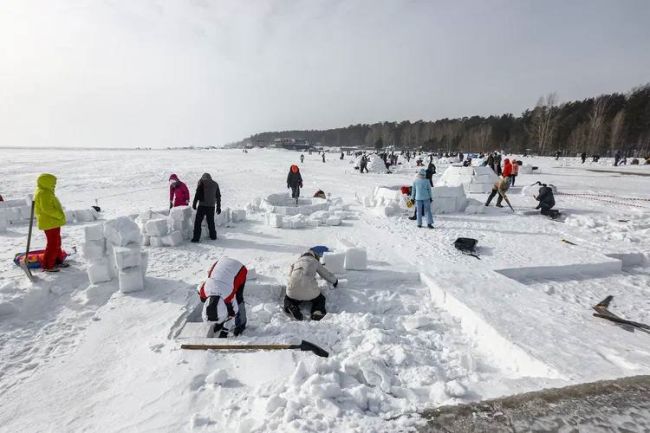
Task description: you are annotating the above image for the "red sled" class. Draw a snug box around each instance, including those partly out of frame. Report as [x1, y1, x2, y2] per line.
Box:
[14, 249, 69, 269]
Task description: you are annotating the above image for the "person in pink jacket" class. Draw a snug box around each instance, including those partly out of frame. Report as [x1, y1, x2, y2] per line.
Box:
[169, 174, 190, 208]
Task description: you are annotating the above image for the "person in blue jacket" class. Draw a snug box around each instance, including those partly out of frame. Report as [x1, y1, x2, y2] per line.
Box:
[410, 168, 434, 229]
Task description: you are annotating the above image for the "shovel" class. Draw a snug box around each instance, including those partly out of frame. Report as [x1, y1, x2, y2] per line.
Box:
[19, 200, 36, 282]
[181, 339, 329, 358]
[497, 190, 515, 213]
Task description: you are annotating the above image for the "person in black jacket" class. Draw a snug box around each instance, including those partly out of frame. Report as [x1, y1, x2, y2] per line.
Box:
[191, 173, 221, 242]
[425, 162, 436, 186]
[287, 165, 303, 205]
[534, 182, 556, 216]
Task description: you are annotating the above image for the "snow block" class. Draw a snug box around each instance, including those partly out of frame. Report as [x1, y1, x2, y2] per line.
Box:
[284, 214, 306, 229]
[246, 266, 257, 280]
[84, 223, 105, 242]
[231, 209, 246, 222]
[75, 209, 96, 223]
[326, 217, 342, 226]
[113, 246, 142, 270]
[142, 235, 151, 246]
[145, 218, 169, 237]
[322, 252, 345, 274]
[345, 247, 368, 270]
[0, 212, 7, 233]
[83, 239, 106, 260]
[162, 230, 184, 247]
[169, 205, 192, 221]
[149, 236, 164, 247]
[337, 238, 356, 251]
[140, 251, 149, 277]
[215, 208, 230, 227]
[118, 267, 144, 293]
[104, 216, 142, 247]
[87, 259, 112, 284]
[266, 213, 283, 228]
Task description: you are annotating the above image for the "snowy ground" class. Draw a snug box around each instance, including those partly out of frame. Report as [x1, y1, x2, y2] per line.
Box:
[1, 149, 649, 432]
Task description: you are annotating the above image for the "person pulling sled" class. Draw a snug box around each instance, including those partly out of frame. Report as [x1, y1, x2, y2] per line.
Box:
[284, 249, 338, 321]
[197, 256, 248, 337]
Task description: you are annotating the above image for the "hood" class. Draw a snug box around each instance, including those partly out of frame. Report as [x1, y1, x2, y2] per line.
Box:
[201, 173, 212, 181]
[290, 165, 299, 173]
[37, 173, 57, 191]
[169, 174, 179, 181]
[504, 158, 510, 164]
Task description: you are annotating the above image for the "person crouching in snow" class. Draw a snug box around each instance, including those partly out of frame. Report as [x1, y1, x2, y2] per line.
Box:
[287, 165, 303, 205]
[197, 257, 247, 337]
[191, 173, 221, 242]
[410, 169, 434, 229]
[34, 174, 68, 272]
[285, 249, 338, 321]
[169, 174, 190, 208]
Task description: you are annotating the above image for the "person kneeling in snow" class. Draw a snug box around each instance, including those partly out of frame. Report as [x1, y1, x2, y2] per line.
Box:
[285, 249, 338, 321]
[197, 256, 247, 337]
[534, 183, 556, 216]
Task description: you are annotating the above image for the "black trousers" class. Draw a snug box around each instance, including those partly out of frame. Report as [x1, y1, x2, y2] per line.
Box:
[291, 186, 300, 199]
[284, 294, 326, 315]
[509, 174, 517, 186]
[193, 205, 216, 241]
[485, 189, 504, 206]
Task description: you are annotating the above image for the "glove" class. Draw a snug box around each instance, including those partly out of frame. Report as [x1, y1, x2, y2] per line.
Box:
[192, 203, 197, 210]
[169, 202, 173, 209]
[333, 279, 338, 288]
[216, 207, 221, 215]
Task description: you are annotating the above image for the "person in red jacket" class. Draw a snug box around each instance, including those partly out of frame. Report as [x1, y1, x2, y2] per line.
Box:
[501, 158, 513, 179]
[169, 174, 190, 208]
[510, 159, 519, 185]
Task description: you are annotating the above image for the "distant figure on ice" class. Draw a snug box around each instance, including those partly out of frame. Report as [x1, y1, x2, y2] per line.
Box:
[359, 155, 369, 173]
[614, 150, 622, 166]
[197, 256, 247, 337]
[0, 193, 3, 202]
[510, 159, 519, 186]
[34, 174, 68, 272]
[300, 154, 305, 163]
[322, 153, 326, 163]
[285, 249, 338, 321]
[425, 162, 436, 187]
[485, 174, 511, 208]
[191, 173, 221, 243]
[580, 152, 587, 164]
[287, 164, 303, 205]
[534, 182, 557, 217]
[487, 153, 495, 172]
[495, 153, 503, 176]
[411, 169, 434, 229]
[169, 174, 190, 208]
[340, 152, 344, 160]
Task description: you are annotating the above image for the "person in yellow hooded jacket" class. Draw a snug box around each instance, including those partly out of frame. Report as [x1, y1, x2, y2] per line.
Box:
[34, 173, 68, 272]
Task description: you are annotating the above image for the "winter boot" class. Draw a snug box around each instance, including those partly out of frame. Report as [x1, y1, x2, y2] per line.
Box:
[311, 311, 325, 321]
[427, 224, 434, 229]
[284, 304, 303, 321]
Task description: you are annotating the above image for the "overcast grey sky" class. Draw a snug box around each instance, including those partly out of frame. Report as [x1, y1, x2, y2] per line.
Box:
[1, 0, 649, 148]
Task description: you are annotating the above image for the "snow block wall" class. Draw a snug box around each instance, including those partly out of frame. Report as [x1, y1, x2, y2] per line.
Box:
[84, 217, 147, 292]
[254, 193, 351, 230]
[431, 186, 470, 214]
[361, 185, 473, 216]
[437, 165, 498, 194]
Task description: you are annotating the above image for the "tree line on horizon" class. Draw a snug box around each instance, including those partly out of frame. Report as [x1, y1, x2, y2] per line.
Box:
[243, 84, 650, 156]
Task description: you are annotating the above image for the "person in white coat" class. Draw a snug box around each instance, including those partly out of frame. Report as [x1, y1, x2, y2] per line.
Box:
[197, 256, 248, 337]
[284, 249, 338, 321]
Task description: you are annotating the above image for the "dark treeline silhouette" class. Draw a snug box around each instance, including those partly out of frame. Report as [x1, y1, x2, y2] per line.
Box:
[244, 84, 650, 156]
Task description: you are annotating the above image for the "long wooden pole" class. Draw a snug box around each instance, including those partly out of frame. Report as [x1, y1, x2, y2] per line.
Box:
[181, 343, 292, 351]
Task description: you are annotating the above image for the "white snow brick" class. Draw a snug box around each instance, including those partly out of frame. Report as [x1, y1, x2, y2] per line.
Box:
[162, 230, 184, 247]
[326, 217, 342, 226]
[337, 238, 357, 251]
[140, 251, 149, 277]
[83, 239, 106, 260]
[118, 267, 144, 293]
[18, 206, 32, 220]
[215, 208, 230, 227]
[6, 207, 22, 223]
[231, 209, 246, 222]
[285, 214, 306, 229]
[86, 259, 112, 284]
[345, 247, 368, 271]
[142, 235, 151, 246]
[64, 210, 75, 224]
[113, 246, 142, 270]
[169, 205, 192, 221]
[75, 209, 96, 223]
[0, 212, 7, 233]
[310, 210, 330, 223]
[149, 236, 164, 247]
[84, 224, 105, 242]
[306, 219, 320, 228]
[104, 216, 142, 247]
[144, 218, 169, 237]
[266, 213, 283, 228]
[322, 252, 345, 274]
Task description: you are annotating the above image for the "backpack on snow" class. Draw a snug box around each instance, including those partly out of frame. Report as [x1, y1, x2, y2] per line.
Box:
[454, 237, 480, 260]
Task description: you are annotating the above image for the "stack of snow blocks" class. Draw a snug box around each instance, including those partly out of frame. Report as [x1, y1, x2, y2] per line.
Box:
[336, 239, 368, 271]
[0, 197, 32, 228]
[84, 216, 148, 293]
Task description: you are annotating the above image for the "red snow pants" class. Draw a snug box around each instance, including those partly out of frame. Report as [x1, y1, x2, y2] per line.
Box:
[42, 227, 66, 270]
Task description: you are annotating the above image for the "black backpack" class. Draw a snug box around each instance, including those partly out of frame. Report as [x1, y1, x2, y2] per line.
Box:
[454, 237, 480, 259]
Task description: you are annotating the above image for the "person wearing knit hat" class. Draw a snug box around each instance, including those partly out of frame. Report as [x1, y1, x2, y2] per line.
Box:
[410, 169, 434, 229]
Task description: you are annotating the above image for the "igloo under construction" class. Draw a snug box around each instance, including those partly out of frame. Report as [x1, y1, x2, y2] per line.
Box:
[437, 165, 498, 194]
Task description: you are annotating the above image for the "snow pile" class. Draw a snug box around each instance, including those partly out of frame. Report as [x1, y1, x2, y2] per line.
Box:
[367, 155, 388, 173]
[83, 217, 147, 292]
[437, 165, 498, 194]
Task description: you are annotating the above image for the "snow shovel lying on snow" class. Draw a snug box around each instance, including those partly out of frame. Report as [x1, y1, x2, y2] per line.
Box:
[593, 296, 650, 333]
[180, 340, 329, 358]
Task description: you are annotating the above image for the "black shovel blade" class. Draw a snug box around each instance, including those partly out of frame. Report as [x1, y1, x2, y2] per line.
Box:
[292, 340, 329, 358]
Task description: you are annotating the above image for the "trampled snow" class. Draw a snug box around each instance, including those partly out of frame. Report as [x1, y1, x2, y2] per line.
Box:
[0, 148, 649, 432]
